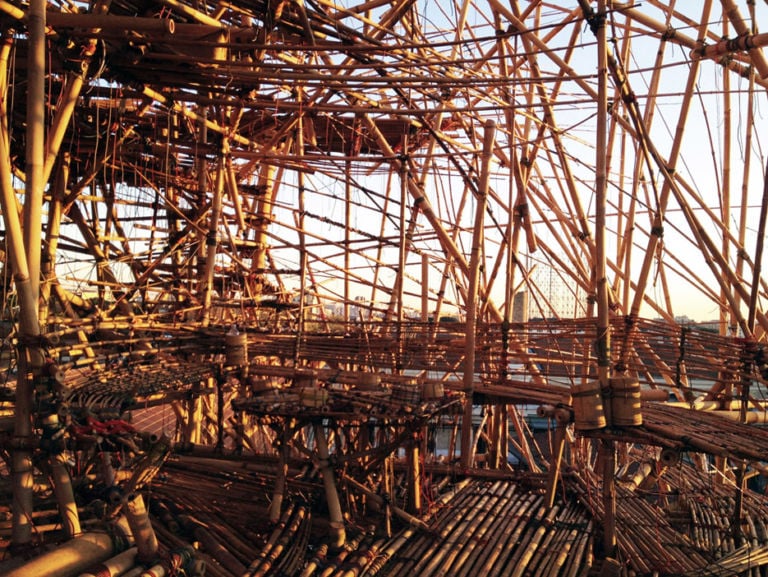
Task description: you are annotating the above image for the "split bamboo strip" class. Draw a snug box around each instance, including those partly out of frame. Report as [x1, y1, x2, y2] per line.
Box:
[177, 513, 247, 575]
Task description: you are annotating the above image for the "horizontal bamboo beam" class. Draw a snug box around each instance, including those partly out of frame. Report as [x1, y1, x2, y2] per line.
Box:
[45, 12, 175, 34]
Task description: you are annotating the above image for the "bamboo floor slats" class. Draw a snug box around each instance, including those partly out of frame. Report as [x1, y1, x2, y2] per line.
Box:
[574, 465, 710, 575]
[373, 479, 594, 577]
[148, 463, 596, 577]
[573, 449, 768, 576]
[663, 462, 768, 561]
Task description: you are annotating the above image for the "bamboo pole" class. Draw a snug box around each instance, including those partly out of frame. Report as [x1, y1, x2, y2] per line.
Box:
[1, 21, 45, 549]
[42, 2, 108, 188]
[45, 12, 175, 34]
[340, 474, 428, 529]
[3, 532, 123, 577]
[406, 432, 421, 514]
[269, 428, 290, 523]
[123, 493, 158, 563]
[314, 424, 346, 548]
[23, 0, 45, 305]
[461, 120, 495, 468]
[717, 0, 768, 79]
[78, 546, 138, 577]
[545, 422, 567, 508]
[200, 151, 226, 326]
[618, 1, 714, 359]
[49, 451, 81, 539]
[344, 159, 352, 324]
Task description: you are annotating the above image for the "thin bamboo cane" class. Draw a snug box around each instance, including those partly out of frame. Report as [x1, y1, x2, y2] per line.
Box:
[250, 506, 308, 577]
[176, 513, 247, 575]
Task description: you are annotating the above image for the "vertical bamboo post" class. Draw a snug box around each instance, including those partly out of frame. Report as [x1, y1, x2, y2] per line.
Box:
[545, 423, 567, 508]
[407, 432, 421, 514]
[49, 452, 81, 538]
[720, 14, 733, 336]
[344, 159, 352, 326]
[200, 147, 226, 326]
[3, 0, 47, 546]
[421, 253, 429, 322]
[225, 155, 246, 232]
[314, 424, 346, 548]
[461, 120, 495, 468]
[734, 71, 754, 335]
[24, 0, 45, 305]
[394, 134, 408, 361]
[40, 154, 67, 328]
[600, 439, 616, 557]
[269, 429, 289, 523]
[186, 380, 203, 445]
[295, 119, 308, 361]
[593, 0, 610, 396]
[594, 0, 616, 556]
[251, 163, 276, 296]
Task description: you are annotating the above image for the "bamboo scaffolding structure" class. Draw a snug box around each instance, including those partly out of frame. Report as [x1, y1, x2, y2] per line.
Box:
[3, 3, 768, 575]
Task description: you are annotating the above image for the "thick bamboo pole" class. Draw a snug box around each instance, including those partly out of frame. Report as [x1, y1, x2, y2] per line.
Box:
[45, 12, 175, 34]
[591, 0, 610, 386]
[0, 26, 44, 550]
[3, 532, 122, 577]
[200, 152, 226, 326]
[314, 424, 346, 548]
[78, 546, 138, 577]
[406, 433, 421, 514]
[344, 159, 352, 324]
[600, 439, 616, 556]
[23, 0, 45, 305]
[124, 493, 158, 563]
[461, 120, 495, 468]
[49, 452, 81, 539]
[717, 0, 768, 79]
